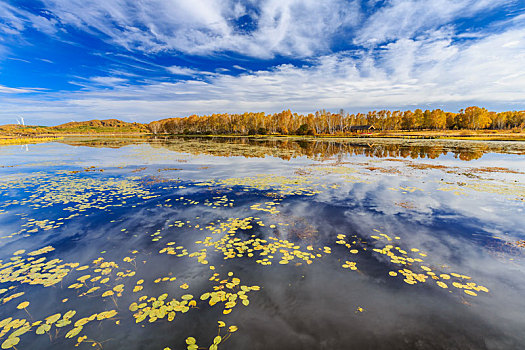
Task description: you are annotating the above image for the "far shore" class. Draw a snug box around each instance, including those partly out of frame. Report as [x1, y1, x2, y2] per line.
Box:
[1, 129, 525, 146]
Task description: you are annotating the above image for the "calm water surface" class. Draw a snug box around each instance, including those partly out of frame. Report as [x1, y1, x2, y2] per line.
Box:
[1, 137, 524, 350]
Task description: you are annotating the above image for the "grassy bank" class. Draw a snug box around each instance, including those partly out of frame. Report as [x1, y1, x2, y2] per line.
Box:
[0, 136, 63, 145]
[370, 129, 525, 141]
[155, 129, 525, 141]
[2, 123, 524, 142]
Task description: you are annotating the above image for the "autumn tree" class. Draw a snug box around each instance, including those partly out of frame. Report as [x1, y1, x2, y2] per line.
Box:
[148, 106, 522, 135]
[430, 109, 446, 129]
[413, 109, 424, 129]
[401, 110, 415, 130]
[458, 106, 491, 129]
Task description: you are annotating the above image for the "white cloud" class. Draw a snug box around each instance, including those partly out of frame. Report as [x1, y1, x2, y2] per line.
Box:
[0, 3, 27, 35]
[0, 85, 44, 94]
[1, 22, 524, 124]
[0, 1, 523, 124]
[0, 2, 58, 36]
[0, 0, 518, 60]
[7, 57, 31, 63]
[166, 66, 203, 76]
[0, 2, 59, 59]
[354, 0, 506, 46]
[232, 65, 248, 71]
[89, 76, 128, 85]
[31, 0, 360, 58]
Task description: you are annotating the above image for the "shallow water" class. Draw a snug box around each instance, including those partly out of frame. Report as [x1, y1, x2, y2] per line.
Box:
[1, 137, 524, 350]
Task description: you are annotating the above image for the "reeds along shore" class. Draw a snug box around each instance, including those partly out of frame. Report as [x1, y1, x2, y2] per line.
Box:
[0, 137, 62, 145]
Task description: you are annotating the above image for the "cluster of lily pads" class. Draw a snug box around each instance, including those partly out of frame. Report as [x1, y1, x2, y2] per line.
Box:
[0, 172, 159, 240]
[0, 161, 504, 350]
[182, 322, 238, 350]
[196, 175, 323, 196]
[337, 231, 490, 296]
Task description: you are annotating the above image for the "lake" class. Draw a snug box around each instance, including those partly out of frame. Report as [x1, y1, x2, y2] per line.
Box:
[1, 136, 524, 350]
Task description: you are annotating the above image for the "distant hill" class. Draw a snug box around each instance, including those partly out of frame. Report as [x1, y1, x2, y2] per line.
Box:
[0, 119, 148, 136]
[57, 119, 143, 128]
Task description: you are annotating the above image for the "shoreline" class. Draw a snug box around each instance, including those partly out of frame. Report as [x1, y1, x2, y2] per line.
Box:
[1, 130, 524, 144]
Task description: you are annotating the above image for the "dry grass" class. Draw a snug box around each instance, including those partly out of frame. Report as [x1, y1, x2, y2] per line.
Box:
[379, 129, 525, 141]
[365, 166, 401, 174]
[0, 136, 62, 145]
[408, 163, 448, 170]
[470, 167, 523, 174]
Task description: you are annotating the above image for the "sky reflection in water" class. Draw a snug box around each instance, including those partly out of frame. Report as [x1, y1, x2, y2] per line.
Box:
[0, 138, 524, 350]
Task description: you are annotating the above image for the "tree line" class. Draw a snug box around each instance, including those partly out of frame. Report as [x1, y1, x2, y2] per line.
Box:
[149, 106, 525, 135]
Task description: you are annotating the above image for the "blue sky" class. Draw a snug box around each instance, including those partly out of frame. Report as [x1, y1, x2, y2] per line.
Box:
[0, 0, 524, 125]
